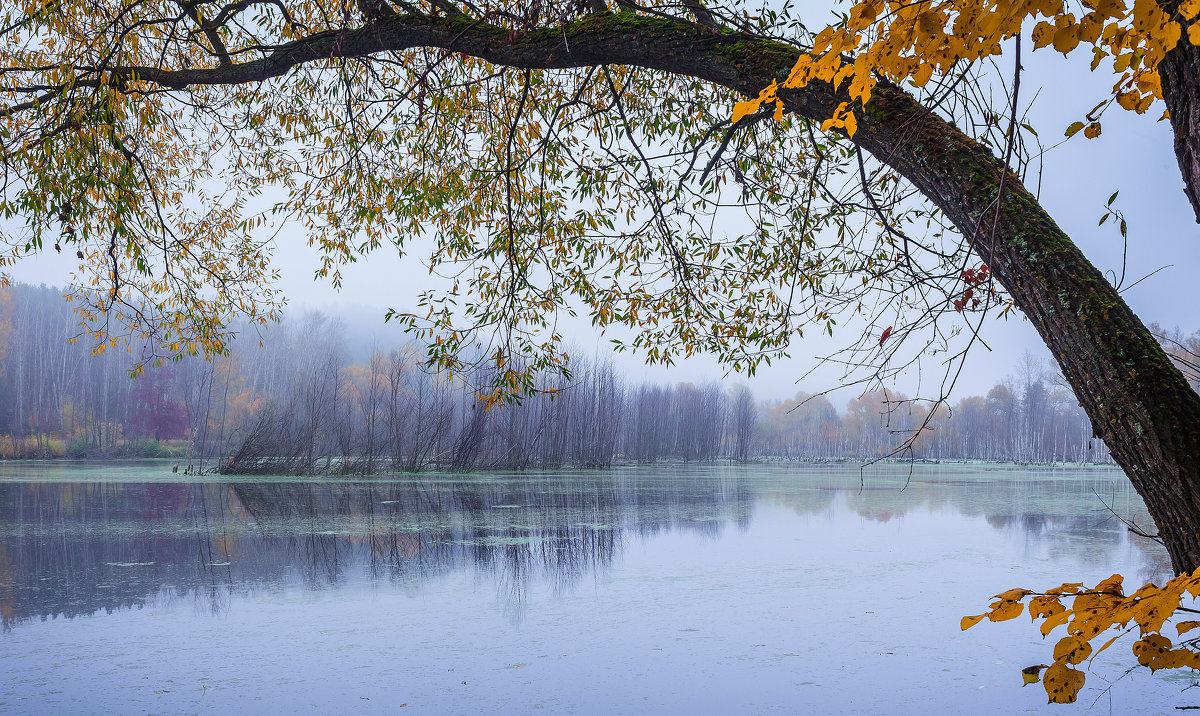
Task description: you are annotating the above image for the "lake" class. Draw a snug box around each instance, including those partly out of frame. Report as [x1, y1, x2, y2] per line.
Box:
[0, 461, 1188, 714]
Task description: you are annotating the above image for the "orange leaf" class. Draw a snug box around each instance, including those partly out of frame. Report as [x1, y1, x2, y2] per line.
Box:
[1052, 635, 1093, 664]
[989, 599, 1024, 622]
[1047, 582, 1085, 596]
[1030, 595, 1065, 620]
[843, 111, 858, 137]
[1095, 574, 1125, 595]
[1042, 663, 1085, 704]
[1022, 664, 1048, 685]
[1041, 609, 1072, 637]
[1131, 633, 1200, 672]
[1133, 634, 1172, 669]
[961, 613, 988, 630]
[731, 98, 762, 126]
[1052, 25, 1082, 53]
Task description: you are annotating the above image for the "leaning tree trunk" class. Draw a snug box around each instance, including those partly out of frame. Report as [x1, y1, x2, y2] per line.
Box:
[1160, 4, 1200, 224]
[125, 12, 1200, 572]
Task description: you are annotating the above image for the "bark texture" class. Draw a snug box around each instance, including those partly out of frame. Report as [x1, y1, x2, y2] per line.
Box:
[1161, 4, 1200, 222]
[112, 12, 1200, 571]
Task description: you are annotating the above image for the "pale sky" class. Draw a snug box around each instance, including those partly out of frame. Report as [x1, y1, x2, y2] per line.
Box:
[7, 31, 1197, 409]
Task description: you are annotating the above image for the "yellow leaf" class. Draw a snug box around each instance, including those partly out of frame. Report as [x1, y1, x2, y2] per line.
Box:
[1084, 121, 1103, 138]
[977, 10, 1004, 37]
[848, 0, 882, 27]
[1047, 582, 1085, 596]
[1095, 574, 1125, 595]
[1032, 21, 1057, 49]
[1131, 633, 1200, 672]
[1053, 25, 1082, 53]
[1189, 22, 1200, 46]
[1043, 663, 1085, 703]
[1030, 595, 1065, 619]
[917, 10, 943, 35]
[1133, 633, 1172, 668]
[1078, 15, 1104, 43]
[1068, 613, 1111, 641]
[1065, 121, 1086, 137]
[1021, 664, 1048, 685]
[1053, 635, 1093, 664]
[989, 599, 1024, 622]
[784, 55, 813, 88]
[1178, 621, 1200, 636]
[731, 98, 761, 126]
[994, 588, 1033, 601]
[832, 63, 854, 90]
[844, 112, 858, 137]
[961, 613, 988, 630]
[848, 62, 875, 103]
[732, 80, 779, 125]
[1090, 0, 1127, 18]
[912, 63, 934, 87]
[1116, 91, 1140, 110]
[1041, 609, 1072, 636]
[1162, 20, 1183, 52]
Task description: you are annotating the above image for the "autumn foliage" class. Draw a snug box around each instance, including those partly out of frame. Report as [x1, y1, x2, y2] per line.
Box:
[963, 569, 1200, 703]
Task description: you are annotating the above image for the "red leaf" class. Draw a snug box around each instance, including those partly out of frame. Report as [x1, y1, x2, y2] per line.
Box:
[879, 326, 893, 346]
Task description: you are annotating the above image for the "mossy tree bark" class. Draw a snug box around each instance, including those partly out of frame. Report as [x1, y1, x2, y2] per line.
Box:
[119, 12, 1200, 571]
[1160, 21, 1200, 223]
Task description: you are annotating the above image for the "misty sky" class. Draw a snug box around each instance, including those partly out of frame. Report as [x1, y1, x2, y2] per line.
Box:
[6, 32, 1197, 407]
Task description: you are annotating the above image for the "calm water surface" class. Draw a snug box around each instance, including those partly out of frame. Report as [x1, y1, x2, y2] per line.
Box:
[0, 462, 1186, 714]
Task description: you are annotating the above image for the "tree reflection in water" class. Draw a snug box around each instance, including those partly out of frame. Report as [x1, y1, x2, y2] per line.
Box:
[0, 464, 1163, 630]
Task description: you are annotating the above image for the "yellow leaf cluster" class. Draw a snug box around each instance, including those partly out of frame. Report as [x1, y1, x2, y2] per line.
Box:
[743, 0, 1196, 136]
[960, 588, 1030, 628]
[963, 568, 1200, 703]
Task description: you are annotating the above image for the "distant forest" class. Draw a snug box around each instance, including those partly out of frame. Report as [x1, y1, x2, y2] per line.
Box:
[2, 282, 1197, 471]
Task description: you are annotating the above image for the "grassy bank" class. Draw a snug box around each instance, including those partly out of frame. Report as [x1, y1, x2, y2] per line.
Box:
[0, 435, 188, 460]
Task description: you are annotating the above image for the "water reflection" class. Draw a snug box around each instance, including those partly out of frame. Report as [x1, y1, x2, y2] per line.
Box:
[768, 468, 1169, 576]
[0, 464, 1164, 631]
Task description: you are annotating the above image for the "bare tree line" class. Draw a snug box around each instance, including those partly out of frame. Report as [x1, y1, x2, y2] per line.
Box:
[215, 316, 686, 473]
[2, 282, 1180, 469]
